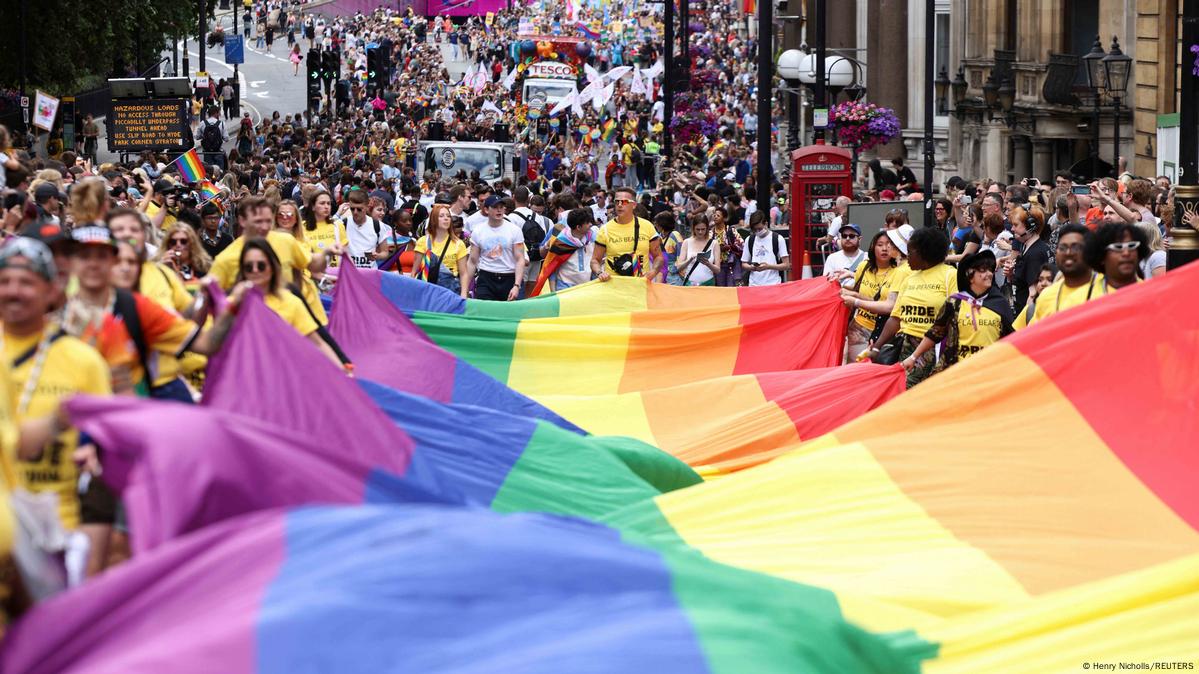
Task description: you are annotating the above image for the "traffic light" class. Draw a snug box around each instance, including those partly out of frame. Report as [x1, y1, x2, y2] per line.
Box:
[322, 50, 340, 82]
[367, 47, 385, 91]
[306, 49, 322, 108]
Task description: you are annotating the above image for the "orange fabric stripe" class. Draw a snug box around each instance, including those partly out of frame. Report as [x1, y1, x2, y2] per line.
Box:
[644, 283, 740, 311]
[830, 342, 1199, 595]
[617, 308, 743, 393]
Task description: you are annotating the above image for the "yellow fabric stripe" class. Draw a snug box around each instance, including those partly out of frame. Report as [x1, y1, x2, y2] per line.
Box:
[507, 313, 632, 396]
[554, 277, 649, 316]
[538, 391, 657, 447]
[657, 437, 1031, 629]
[925, 553, 1199, 673]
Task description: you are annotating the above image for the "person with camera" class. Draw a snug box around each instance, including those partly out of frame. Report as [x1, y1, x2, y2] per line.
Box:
[464, 195, 526, 301]
[141, 178, 180, 233]
[591, 186, 663, 282]
[675, 213, 721, 287]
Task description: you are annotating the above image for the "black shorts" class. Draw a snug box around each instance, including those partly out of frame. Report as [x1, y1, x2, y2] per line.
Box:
[474, 270, 516, 301]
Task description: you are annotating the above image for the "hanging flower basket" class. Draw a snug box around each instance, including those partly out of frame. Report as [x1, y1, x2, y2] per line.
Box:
[207, 29, 227, 49]
[828, 101, 900, 151]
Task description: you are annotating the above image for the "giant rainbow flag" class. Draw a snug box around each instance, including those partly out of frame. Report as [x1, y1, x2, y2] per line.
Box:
[368, 273, 848, 396]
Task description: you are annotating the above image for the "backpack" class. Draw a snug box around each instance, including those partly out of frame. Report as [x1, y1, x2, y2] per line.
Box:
[201, 120, 223, 152]
[630, 146, 642, 164]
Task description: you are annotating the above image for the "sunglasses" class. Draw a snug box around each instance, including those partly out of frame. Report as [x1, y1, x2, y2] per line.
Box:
[278, 211, 297, 218]
[350, 206, 365, 212]
[1106, 240, 1140, 252]
[841, 233, 860, 239]
[169, 237, 189, 247]
[614, 198, 635, 205]
[242, 260, 269, 274]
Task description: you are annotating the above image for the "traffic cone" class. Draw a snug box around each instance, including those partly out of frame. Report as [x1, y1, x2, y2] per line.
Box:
[801, 251, 813, 279]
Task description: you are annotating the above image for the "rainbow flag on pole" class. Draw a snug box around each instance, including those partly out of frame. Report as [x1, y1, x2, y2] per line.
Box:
[601, 118, 618, 142]
[198, 179, 221, 203]
[172, 148, 206, 183]
[577, 21, 600, 41]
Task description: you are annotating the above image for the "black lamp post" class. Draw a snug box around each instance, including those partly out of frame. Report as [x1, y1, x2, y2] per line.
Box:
[1082, 35, 1107, 181]
[1169, 5, 1199, 269]
[950, 66, 967, 109]
[997, 77, 1015, 114]
[982, 73, 999, 110]
[1101, 36, 1131, 177]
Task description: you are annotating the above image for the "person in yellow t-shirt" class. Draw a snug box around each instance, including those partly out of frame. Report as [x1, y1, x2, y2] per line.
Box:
[842, 225, 913, 360]
[842, 231, 900, 361]
[870, 227, 957, 387]
[412, 204, 469, 298]
[0, 238, 112, 532]
[901, 250, 1014, 373]
[210, 196, 335, 326]
[591, 187, 663, 281]
[235, 239, 340, 366]
[107, 208, 200, 401]
[302, 190, 344, 267]
[1022, 224, 1101, 329]
[142, 179, 181, 232]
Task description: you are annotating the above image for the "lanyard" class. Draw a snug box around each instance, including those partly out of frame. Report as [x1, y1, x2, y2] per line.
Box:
[1056, 273, 1097, 313]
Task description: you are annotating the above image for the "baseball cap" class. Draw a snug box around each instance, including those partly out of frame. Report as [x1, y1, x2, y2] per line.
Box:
[886, 224, 915, 257]
[153, 178, 180, 194]
[0, 237, 58, 282]
[839, 223, 862, 236]
[880, 189, 897, 201]
[20, 221, 73, 251]
[33, 182, 66, 204]
[70, 225, 119, 250]
[483, 195, 503, 208]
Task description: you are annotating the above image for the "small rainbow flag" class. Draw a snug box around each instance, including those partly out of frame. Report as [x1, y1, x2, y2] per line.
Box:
[601, 118, 617, 142]
[198, 180, 221, 203]
[172, 148, 206, 184]
[577, 22, 600, 41]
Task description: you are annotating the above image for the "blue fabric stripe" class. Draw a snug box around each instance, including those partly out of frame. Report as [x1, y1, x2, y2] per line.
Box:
[359, 379, 538, 506]
[257, 505, 710, 674]
[379, 272, 467, 315]
[449, 363, 585, 433]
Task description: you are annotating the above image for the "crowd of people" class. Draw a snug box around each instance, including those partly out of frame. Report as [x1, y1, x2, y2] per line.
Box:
[0, 0, 1188, 639]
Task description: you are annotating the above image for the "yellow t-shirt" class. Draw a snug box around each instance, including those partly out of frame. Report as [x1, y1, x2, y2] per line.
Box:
[894, 263, 958, 339]
[145, 201, 178, 232]
[1024, 273, 1111, 328]
[305, 219, 345, 267]
[4, 328, 112, 530]
[597, 218, 659, 278]
[0, 358, 20, 563]
[264, 292, 319, 337]
[413, 235, 468, 277]
[955, 303, 1006, 360]
[139, 262, 195, 387]
[211, 231, 327, 324]
[851, 264, 898, 332]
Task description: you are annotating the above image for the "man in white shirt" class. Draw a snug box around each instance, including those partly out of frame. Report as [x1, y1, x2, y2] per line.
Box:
[339, 190, 393, 268]
[740, 211, 789, 286]
[465, 195, 526, 301]
[463, 183, 493, 236]
[822, 223, 866, 287]
[505, 187, 553, 295]
[823, 196, 851, 246]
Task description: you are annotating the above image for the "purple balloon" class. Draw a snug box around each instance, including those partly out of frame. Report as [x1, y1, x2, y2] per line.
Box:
[576, 42, 592, 58]
[521, 40, 537, 54]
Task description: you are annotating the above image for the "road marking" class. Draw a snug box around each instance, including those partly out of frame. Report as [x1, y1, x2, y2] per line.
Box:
[250, 80, 266, 88]
[185, 47, 262, 125]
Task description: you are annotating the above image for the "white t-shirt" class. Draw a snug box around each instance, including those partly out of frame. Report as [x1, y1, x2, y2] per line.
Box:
[550, 226, 598, 290]
[823, 248, 866, 287]
[463, 210, 490, 237]
[1141, 249, 1166, 279]
[741, 231, 790, 286]
[343, 216, 394, 269]
[470, 220, 524, 274]
[678, 236, 717, 286]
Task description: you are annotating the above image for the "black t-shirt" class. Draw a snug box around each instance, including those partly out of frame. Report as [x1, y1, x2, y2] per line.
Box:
[951, 224, 981, 255]
[1012, 238, 1052, 309]
[896, 166, 918, 188]
[200, 229, 234, 259]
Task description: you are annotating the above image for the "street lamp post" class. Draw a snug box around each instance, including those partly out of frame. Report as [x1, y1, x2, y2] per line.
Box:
[199, 0, 207, 74]
[922, 0, 934, 225]
[1082, 36, 1106, 181]
[756, 0, 773, 214]
[812, 0, 826, 144]
[777, 49, 804, 152]
[1101, 36, 1131, 178]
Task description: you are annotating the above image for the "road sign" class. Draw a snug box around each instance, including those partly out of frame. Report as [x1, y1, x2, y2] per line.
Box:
[196, 71, 210, 88]
[20, 96, 29, 108]
[224, 35, 245, 65]
[529, 92, 547, 111]
[107, 99, 190, 153]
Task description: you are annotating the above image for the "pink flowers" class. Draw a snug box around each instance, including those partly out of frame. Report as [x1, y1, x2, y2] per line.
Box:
[829, 102, 900, 151]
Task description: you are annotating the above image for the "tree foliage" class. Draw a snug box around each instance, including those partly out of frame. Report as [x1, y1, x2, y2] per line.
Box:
[0, 0, 204, 93]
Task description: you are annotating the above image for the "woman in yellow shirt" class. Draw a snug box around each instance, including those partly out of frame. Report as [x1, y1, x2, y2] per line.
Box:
[412, 204, 469, 298]
[842, 231, 899, 361]
[869, 227, 957, 387]
[842, 224, 913, 358]
[301, 190, 342, 267]
[236, 239, 341, 366]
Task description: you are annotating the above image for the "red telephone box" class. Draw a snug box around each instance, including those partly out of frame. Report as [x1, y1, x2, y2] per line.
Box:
[790, 145, 853, 279]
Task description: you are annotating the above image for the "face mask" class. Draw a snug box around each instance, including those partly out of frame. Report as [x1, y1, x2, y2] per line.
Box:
[756, 229, 769, 238]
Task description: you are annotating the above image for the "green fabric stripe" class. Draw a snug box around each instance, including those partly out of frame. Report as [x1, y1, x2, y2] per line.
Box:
[464, 293, 561, 319]
[606, 499, 938, 674]
[492, 422, 688, 519]
[410, 310, 519, 384]
[587, 435, 703, 493]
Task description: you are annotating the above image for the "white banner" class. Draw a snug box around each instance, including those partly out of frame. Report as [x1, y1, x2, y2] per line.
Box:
[32, 90, 59, 132]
